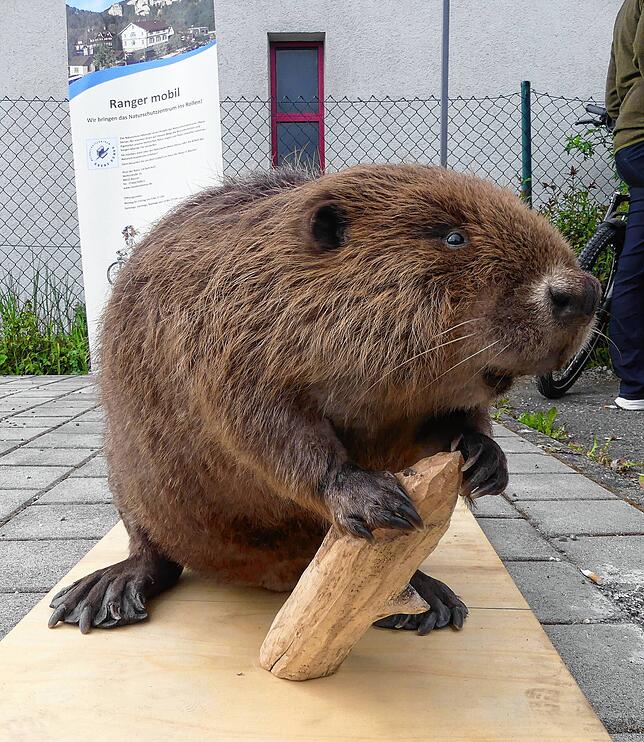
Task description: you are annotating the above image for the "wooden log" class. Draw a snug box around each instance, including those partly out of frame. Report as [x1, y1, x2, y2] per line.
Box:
[259, 451, 463, 681]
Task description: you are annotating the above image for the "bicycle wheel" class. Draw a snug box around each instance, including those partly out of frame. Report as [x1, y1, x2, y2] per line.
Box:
[107, 261, 121, 285]
[536, 222, 620, 399]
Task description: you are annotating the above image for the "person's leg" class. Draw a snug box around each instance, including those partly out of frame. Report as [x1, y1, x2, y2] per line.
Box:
[609, 142, 644, 405]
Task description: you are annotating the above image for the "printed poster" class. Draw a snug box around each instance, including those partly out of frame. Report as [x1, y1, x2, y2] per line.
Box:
[66, 0, 222, 359]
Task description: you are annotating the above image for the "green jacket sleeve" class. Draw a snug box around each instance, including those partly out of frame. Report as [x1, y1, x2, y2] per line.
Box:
[635, 0, 644, 73]
[606, 46, 620, 120]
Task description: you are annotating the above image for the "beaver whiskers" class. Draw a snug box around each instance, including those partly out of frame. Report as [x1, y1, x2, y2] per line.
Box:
[358, 322, 481, 399]
[422, 339, 502, 391]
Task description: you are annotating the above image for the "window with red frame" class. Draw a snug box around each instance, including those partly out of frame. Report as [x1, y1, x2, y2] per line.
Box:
[270, 41, 324, 169]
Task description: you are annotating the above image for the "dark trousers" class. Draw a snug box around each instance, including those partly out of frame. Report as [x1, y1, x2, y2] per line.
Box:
[610, 140, 644, 399]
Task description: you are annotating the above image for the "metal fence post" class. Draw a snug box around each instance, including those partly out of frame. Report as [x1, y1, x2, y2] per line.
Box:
[520, 80, 533, 207]
[440, 0, 450, 167]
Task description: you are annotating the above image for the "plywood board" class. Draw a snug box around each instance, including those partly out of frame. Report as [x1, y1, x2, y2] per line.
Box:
[0, 500, 610, 741]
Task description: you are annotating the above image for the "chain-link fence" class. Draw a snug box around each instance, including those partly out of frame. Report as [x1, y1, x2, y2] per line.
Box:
[0, 97, 82, 304]
[221, 89, 616, 200]
[1, 87, 617, 307]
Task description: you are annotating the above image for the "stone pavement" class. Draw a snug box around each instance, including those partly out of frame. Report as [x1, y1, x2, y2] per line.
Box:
[1, 375, 643, 739]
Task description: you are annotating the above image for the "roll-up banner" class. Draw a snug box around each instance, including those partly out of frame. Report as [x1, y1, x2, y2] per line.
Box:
[66, 1, 222, 360]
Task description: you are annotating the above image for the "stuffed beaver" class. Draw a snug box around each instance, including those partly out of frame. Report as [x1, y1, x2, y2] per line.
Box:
[49, 165, 599, 635]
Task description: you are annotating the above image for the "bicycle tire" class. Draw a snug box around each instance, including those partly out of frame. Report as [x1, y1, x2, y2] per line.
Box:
[536, 222, 620, 399]
[107, 261, 121, 285]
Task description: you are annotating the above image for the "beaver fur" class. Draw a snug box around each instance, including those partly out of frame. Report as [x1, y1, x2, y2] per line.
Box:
[49, 164, 599, 634]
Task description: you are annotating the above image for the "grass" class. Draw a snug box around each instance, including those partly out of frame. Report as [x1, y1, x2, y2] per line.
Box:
[0, 268, 89, 375]
[514, 407, 643, 476]
[579, 436, 644, 474]
[516, 407, 568, 442]
[491, 397, 513, 421]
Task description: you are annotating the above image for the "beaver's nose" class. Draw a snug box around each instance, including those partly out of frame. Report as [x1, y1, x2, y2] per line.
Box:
[549, 275, 600, 323]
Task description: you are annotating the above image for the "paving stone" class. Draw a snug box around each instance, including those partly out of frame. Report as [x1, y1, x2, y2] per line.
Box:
[0, 448, 94, 467]
[74, 409, 105, 422]
[505, 561, 623, 623]
[497, 438, 546, 454]
[477, 518, 558, 560]
[24, 405, 94, 417]
[0, 539, 94, 591]
[491, 424, 521, 438]
[505, 453, 574, 474]
[0, 490, 33, 520]
[51, 421, 105, 435]
[9, 390, 67, 399]
[471, 496, 522, 518]
[24, 433, 103, 449]
[515, 499, 644, 537]
[0, 466, 69, 489]
[37, 394, 93, 404]
[557, 536, 644, 588]
[1, 417, 63, 429]
[11, 409, 76, 419]
[0, 503, 118, 540]
[4, 396, 62, 406]
[70, 457, 108, 477]
[612, 736, 644, 742]
[47, 377, 94, 388]
[0, 441, 16, 455]
[0, 399, 38, 412]
[0, 390, 35, 398]
[0, 427, 51, 441]
[0, 593, 46, 640]
[36, 478, 112, 504]
[545, 624, 644, 733]
[506, 473, 617, 501]
[66, 392, 99, 402]
[33, 377, 78, 384]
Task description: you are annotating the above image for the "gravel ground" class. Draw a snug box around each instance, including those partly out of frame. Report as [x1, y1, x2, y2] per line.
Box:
[505, 371, 644, 486]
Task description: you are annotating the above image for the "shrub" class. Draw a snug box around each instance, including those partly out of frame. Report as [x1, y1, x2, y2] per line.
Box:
[0, 270, 89, 375]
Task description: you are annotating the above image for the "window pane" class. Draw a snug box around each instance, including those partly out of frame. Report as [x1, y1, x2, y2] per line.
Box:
[276, 122, 319, 167]
[275, 48, 319, 114]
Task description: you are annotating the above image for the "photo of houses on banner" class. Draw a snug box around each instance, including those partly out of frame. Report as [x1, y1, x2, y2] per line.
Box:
[67, 0, 215, 80]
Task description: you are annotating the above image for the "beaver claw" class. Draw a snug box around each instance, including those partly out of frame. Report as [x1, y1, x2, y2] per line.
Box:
[48, 560, 150, 633]
[452, 432, 508, 499]
[326, 463, 423, 540]
[374, 570, 468, 635]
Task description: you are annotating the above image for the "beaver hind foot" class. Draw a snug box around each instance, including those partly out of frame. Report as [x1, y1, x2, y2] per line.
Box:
[373, 571, 468, 636]
[48, 548, 183, 633]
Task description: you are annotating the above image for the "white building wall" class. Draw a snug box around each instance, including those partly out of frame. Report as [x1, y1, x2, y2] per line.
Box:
[215, 0, 621, 102]
[0, 0, 80, 300]
[0, 0, 68, 99]
[215, 0, 622, 186]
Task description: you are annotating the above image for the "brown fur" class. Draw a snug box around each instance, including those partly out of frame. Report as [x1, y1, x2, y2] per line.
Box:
[100, 164, 595, 590]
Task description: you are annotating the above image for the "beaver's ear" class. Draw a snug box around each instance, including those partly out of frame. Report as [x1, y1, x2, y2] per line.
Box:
[310, 202, 348, 251]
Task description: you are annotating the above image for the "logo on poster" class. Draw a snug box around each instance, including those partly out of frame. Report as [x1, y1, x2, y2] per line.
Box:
[87, 138, 119, 170]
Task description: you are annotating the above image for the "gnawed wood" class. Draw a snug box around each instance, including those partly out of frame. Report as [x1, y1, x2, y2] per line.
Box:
[259, 452, 463, 681]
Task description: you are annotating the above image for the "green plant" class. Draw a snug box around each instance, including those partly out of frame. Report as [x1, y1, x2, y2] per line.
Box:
[564, 126, 612, 161]
[585, 436, 643, 473]
[540, 167, 605, 253]
[517, 407, 568, 441]
[491, 397, 513, 421]
[0, 269, 89, 375]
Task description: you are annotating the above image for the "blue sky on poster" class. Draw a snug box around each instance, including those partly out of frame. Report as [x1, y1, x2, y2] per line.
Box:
[68, 1, 116, 11]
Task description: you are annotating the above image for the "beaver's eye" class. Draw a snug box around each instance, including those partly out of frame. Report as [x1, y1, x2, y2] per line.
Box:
[444, 230, 467, 248]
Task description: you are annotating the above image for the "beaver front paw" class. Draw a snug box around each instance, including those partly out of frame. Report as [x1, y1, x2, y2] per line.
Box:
[452, 432, 508, 499]
[325, 463, 423, 540]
